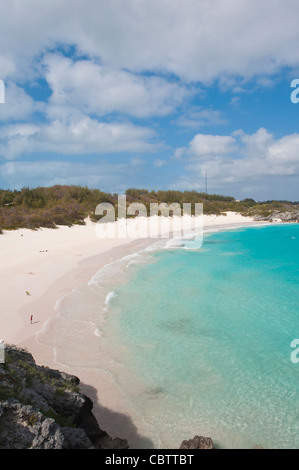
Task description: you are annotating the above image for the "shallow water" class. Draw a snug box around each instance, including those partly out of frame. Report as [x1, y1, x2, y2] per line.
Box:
[37, 224, 299, 448]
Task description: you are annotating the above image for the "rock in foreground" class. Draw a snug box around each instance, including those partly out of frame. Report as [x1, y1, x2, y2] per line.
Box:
[0, 344, 128, 449]
[180, 435, 214, 449]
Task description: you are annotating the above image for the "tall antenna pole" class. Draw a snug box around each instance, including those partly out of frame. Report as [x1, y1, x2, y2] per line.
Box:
[205, 169, 208, 194]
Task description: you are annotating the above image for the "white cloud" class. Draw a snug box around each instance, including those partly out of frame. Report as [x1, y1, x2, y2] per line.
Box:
[174, 147, 186, 160]
[154, 159, 166, 167]
[230, 96, 241, 107]
[174, 107, 226, 129]
[0, 82, 44, 122]
[43, 53, 189, 119]
[188, 133, 236, 158]
[0, 123, 40, 159]
[177, 128, 299, 188]
[0, 55, 17, 80]
[1, 0, 299, 83]
[0, 115, 159, 159]
[1, 0, 299, 198]
[130, 157, 145, 166]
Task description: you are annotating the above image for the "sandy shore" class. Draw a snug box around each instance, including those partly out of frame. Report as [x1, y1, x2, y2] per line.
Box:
[0, 211, 260, 447]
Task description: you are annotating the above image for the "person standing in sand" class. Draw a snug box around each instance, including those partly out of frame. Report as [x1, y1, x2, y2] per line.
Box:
[30, 315, 33, 324]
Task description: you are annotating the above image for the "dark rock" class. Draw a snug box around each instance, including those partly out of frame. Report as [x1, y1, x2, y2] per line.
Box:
[61, 427, 94, 449]
[179, 435, 214, 449]
[0, 344, 128, 449]
[0, 399, 66, 449]
[254, 210, 299, 223]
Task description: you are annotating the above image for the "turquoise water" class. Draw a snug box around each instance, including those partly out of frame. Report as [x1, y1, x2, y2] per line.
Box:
[104, 224, 299, 448]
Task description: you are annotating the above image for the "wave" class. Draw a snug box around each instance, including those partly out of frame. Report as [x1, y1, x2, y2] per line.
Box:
[105, 290, 118, 306]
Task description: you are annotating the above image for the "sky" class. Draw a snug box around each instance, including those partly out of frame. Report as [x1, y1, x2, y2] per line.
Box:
[1, 0, 299, 201]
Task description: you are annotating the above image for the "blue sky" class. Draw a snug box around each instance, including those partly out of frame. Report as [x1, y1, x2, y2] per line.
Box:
[1, 0, 299, 201]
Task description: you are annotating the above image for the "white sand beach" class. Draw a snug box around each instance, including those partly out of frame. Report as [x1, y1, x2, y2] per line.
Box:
[0, 211, 258, 447]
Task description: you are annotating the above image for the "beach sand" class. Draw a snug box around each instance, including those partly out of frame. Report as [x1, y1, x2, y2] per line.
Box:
[0, 211, 258, 448]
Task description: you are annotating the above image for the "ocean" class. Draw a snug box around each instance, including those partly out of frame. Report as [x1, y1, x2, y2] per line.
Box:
[37, 223, 299, 449]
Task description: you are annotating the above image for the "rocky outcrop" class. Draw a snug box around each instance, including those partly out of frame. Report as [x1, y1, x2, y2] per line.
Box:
[0, 344, 128, 449]
[254, 210, 299, 223]
[179, 435, 214, 449]
[0, 345, 216, 450]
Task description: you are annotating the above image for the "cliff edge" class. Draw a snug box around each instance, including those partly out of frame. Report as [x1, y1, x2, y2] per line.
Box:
[0, 344, 129, 449]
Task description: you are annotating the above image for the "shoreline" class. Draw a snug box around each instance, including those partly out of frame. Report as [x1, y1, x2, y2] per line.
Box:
[0, 213, 270, 447]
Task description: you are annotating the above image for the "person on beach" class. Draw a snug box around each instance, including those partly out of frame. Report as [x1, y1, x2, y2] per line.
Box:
[30, 315, 33, 324]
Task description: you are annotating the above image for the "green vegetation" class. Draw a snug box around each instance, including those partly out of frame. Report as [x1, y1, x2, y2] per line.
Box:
[22, 412, 38, 427]
[55, 381, 80, 395]
[0, 347, 79, 428]
[0, 185, 112, 230]
[40, 407, 76, 428]
[0, 185, 298, 231]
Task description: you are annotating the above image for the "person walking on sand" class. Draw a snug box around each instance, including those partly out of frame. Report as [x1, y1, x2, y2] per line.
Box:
[30, 315, 33, 324]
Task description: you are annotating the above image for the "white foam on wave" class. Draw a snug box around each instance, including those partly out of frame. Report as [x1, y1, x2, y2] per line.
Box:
[36, 317, 51, 337]
[165, 238, 185, 249]
[183, 244, 204, 251]
[35, 290, 75, 339]
[88, 250, 145, 287]
[126, 259, 138, 268]
[105, 290, 118, 305]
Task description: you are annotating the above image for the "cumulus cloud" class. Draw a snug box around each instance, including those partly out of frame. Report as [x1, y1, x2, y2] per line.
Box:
[1, 1, 299, 197]
[0, 116, 159, 159]
[188, 133, 236, 158]
[1, 0, 299, 83]
[43, 53, 190, 119]
[0, 82, 44, 122]
[177, 128, 299, 188]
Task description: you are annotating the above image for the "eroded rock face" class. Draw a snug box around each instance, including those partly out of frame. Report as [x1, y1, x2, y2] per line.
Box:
[179, 435, 214, 449]
[0, 399, 68, 449]
[0, 345, 217, 450]
[0, 345, 128, 449]
[254, 210, 299, 222]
